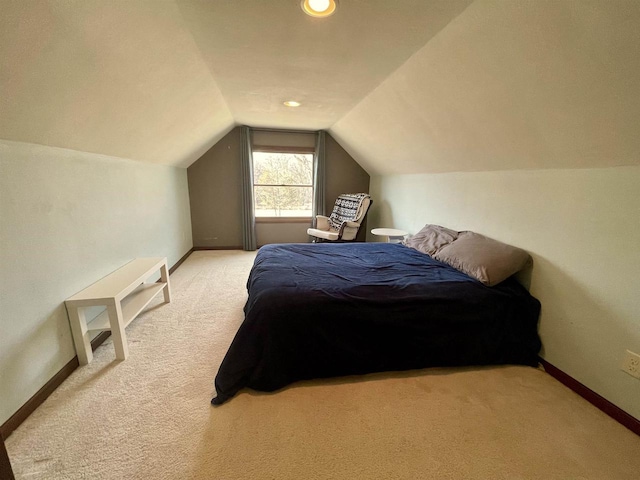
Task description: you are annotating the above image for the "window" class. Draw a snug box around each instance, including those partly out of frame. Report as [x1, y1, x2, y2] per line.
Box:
[253, 151, 313, 218]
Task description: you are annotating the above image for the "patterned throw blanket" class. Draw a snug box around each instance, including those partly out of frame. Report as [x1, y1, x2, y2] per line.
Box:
[328, 193, 370, 232]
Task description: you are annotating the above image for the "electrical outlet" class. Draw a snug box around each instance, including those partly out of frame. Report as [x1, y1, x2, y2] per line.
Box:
[621, 350, 640, 379]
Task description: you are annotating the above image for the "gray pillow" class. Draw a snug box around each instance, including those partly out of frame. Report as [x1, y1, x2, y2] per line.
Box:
[403, 224, 458, 256]
[433, 231, 532, 286]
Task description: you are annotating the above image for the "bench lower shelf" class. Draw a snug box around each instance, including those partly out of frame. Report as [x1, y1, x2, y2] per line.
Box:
[87, 282, 167, 332]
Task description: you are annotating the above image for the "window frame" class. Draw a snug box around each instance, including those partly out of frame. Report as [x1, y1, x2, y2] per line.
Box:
[251, 146, 315, 222]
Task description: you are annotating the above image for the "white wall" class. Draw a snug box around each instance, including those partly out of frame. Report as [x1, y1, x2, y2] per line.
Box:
[369, 166, 640, 419]
[0, 140, 193, 425]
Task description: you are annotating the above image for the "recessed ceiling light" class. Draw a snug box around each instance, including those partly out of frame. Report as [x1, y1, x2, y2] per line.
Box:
[284, 100, 301, 107]
[301, 0, 337, 18]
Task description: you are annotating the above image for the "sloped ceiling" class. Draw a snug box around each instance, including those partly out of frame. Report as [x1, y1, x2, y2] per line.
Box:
[174, 0, 472, 130]
[331, 0, 640, 175]
[0, 0, 234, 167]
[1, 1, 639, 173]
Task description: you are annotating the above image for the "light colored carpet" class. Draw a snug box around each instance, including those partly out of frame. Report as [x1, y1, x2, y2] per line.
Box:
[6, 250, 640, 479]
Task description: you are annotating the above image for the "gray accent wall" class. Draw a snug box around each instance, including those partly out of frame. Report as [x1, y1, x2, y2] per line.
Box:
[188, 129, 371, 247]
[188, 127, 243, 248]
[0, 140, 193, 426]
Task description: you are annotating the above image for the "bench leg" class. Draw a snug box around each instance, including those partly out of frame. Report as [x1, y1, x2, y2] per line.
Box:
[67, 305, 93, 365]
[160, 262, 171, 303]
[107, 301, 128, 361]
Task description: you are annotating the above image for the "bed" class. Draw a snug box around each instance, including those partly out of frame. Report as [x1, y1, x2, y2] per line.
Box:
[212, 242, 541, 405]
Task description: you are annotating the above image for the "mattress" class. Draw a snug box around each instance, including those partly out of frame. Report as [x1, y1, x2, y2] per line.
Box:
[212, 242, 541, 405]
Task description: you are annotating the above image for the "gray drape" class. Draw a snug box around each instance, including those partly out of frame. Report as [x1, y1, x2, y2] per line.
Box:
[240, 126, 257, 251]
[312, 130, 326, 224]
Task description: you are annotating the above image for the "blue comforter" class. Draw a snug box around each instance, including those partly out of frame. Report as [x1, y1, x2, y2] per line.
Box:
[212, 242, 541, 404]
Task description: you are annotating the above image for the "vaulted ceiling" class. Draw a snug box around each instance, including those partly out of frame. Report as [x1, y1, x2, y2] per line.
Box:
[1, 1, 639, 174]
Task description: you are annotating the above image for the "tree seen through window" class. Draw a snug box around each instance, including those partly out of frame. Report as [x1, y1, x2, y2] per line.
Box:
[253, 152, 313, 217]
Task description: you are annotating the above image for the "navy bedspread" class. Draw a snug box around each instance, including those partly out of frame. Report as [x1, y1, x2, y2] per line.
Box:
[212, 243, 541, 405]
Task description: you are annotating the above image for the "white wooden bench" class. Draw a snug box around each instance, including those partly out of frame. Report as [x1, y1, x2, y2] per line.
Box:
[65, 257, 171, 365]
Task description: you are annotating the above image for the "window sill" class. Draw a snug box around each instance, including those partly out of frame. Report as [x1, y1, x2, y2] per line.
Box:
[256, 217, 312, 224]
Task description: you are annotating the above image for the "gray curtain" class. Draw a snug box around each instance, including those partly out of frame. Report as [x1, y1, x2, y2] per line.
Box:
[312, 130, 326, 225]
[240, 126, 257, 251]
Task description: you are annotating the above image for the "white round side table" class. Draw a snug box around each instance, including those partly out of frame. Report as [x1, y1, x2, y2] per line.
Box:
[371, 228, 408, 243]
